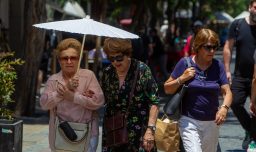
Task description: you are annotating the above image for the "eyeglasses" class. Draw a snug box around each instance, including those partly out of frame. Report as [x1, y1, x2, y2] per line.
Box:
[202, 45, 218, 52]
[108, 54, 124, 62]
[59, 56, 79, 62]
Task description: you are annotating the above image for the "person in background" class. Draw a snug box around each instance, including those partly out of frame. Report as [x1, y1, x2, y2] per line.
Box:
[181, 20, 204, 57]
[164, 28, 232, 152]
[223, 0, 256, 149]
[249, 50, 256, 151]
[148, 28, 169, 82]
[40, 38, 104, 152]
[101, 38, 159, 152]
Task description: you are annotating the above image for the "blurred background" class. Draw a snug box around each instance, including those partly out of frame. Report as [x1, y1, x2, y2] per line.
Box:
[0, 0, 250, 117]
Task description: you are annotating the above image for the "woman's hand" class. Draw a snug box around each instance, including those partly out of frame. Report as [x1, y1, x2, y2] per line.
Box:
[215, 107, 228, 125]
[67, 75, 79, 91]
[180, 67, 196, 82]
[82, 90, 95, 98]
[56, 82, 74, 101]
[142, 128, 155, 152]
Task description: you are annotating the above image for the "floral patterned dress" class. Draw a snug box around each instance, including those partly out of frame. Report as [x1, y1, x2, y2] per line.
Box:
[101, 59, 159, 152]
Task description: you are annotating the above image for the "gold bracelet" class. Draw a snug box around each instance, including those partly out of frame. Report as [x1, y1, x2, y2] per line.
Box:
[177, 77, 182, 85]
[220, 104, 229, 110]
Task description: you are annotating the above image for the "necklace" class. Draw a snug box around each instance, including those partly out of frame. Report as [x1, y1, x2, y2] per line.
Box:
[118, 74, 126, 77]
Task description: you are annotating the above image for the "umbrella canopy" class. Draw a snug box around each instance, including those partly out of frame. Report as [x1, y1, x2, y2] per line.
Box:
[235, 11, 249, 20]
[33, 18, 139, 39]
[33, 18, 139, 71]
[214, 11, 234, 23]
[63, 1, 86, 18]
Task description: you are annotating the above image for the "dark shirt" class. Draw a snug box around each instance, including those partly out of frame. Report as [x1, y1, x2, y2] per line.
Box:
[101, 59, 159, 151]
[228, 18, 256, 78]
[254, 50, 256, 63]
[171, 57, 229, 121]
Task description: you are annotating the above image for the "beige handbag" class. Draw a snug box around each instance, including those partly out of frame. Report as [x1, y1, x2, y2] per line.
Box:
[155, 115, 180, 152]
[54, 116, 91, 152]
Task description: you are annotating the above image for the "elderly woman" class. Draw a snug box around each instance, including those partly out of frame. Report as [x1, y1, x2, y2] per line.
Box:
[101, 38, 159, 152]
[164, 29, 232, 152]
[40, 38, 104, 152]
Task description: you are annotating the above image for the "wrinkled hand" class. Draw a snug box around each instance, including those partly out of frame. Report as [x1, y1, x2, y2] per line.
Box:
[142, 129, 155, 152]
[215, 107, 228, 125]
[66, 75, 79, 91]
[180, 67, 196, 82]
[250, 102, 256, 116]
[226, 72, 232, 85]
[56, 82, 74, 101]
[82, 90, 95, 98]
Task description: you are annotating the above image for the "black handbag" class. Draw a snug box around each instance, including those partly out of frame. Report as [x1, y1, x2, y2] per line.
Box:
[163, 85, 188, 120]
[163, 57, 191, 120]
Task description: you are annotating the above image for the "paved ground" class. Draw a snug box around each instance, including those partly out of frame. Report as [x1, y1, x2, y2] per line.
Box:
[21, 100, 247, 152]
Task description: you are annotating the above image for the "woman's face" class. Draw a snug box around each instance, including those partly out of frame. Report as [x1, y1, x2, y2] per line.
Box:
[198, 42, 218, 61]
[108, 52, 130, 73]
[58, 48, 79, 76]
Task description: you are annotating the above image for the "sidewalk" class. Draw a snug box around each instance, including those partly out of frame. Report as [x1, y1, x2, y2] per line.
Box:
[21, 96, 247, 152]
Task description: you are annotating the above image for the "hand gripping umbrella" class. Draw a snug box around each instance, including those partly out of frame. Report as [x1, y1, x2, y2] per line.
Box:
[33, 18, 139, 71]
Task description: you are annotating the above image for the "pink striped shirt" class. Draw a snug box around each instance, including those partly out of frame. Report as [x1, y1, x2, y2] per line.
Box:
[40, 69, 104, 151]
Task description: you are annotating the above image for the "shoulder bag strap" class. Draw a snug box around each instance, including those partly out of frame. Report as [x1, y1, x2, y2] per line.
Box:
[183, 57, 191, 86]
[184, 56, 191, 68]
[125, 62, 140, 118]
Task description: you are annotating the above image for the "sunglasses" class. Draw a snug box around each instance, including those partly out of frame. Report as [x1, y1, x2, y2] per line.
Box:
[202, 45, 218, 52]
[108, 54, 124, 62]
[60, 56, 79, 62]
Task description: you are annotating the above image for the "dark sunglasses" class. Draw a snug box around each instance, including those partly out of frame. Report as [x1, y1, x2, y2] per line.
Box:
[60, 56, 79, 62]
[108, 54, 124, 62]
[202, 45, 218, 52]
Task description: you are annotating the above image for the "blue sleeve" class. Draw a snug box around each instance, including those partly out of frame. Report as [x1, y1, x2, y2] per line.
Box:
[171, 57, 187, 79]
[218, 61, 229, 85]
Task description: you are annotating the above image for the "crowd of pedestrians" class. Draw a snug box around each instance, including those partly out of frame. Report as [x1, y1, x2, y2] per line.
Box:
[37, 0, 256, 151]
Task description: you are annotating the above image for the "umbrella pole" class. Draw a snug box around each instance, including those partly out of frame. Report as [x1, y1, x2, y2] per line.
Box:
[77, 35, 86, 72]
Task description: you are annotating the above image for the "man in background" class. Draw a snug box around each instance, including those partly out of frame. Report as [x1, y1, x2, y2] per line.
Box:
[223, 0, 256, 150]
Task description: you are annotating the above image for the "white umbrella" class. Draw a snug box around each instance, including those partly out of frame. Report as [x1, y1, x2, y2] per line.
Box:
[63, 1, 86, 18]
[214, 11, 234, 23]
[33, 18, 139, 70]
[33, 18, 139, 39]
[235, 11, 249, 20]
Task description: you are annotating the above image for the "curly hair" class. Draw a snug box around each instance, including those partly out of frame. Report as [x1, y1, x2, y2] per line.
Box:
[103, 38, 132, 57]
[56, 38, 82, 58]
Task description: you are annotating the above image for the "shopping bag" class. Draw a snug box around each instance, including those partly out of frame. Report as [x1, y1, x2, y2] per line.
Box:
[155, 115, 180, 152]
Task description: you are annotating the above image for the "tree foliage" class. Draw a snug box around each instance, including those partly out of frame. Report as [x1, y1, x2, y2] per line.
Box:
[0, 52, 24, 120]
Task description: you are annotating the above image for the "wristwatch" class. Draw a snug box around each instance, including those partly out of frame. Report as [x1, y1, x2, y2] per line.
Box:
[147, 125, 156, 133]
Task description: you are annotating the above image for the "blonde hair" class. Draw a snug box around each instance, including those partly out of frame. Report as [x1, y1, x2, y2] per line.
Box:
[192, 28, 220, 53]
[56, 38, 81, 57]
[103, 38, 132, 57]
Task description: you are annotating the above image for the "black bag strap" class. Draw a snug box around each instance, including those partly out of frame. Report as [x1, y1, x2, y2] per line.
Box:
[125, 62, 140, 118]
[183, 57, 191, 86]
[184, 56, 191, 68]
[234, 18, 242, 47]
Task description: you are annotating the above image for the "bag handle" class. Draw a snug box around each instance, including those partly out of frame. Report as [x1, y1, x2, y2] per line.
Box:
[56, 117, 90, 144]
[182, 57, 191, 86]
[184, 56, 191, 68]
[125, 62, 140, 118]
